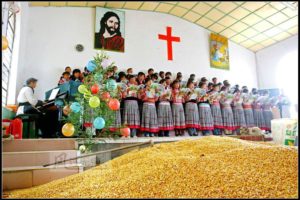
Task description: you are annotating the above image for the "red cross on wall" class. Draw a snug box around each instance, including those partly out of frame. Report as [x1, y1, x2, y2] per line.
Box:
[158, 26, 181, 61]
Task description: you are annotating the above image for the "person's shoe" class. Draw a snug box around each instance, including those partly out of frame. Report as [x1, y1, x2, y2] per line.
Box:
[149, 133, 154, 137]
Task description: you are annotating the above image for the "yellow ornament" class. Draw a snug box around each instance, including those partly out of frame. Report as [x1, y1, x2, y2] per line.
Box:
[78, 85, 88, 94]
[89, 96, 100, 108]
[2, 36, 8, 50]
[62, 123, 75, 137]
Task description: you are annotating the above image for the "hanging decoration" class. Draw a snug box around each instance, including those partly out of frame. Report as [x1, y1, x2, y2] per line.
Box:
[2, 36, 8, 50]
[108, 98, 120, 111]
[62, 123, 75, 137]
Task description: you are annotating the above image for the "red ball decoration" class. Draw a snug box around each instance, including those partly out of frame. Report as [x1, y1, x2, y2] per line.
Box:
[83, 123, 92, 128]
[120, 127, 130, 137]
[108, 98, 120, 111]
[101, 92, 110, 101]
[109, 128, 117, 132]
[91, 84, 99, 94]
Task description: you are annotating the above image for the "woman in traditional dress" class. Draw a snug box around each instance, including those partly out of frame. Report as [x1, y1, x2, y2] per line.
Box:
[157, 79, 174, 137]
[184, 81, 200, 136]
[252, 88, 266, 130]
[220, 86, 236, 134]
[232, 88, 246, 134]
[122, 75, 140, 137]
[171, 80, 186, 136]
[209, 84, 223, 135]
[198, 82, 214, 136]
[139, 78, 159, 137]
[241, 87, 255, 128]
[261, 91, 273, 133]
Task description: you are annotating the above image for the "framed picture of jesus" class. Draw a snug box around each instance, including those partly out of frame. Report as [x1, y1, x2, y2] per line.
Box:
[94, 7, 125, 52]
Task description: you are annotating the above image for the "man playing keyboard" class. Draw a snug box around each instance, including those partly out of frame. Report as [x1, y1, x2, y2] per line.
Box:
[16, 78, 59, 138]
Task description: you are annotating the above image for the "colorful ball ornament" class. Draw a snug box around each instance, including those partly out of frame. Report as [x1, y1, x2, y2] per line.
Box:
[55, 99, 64, 107]
[91, 84, 99, 94]
[78, 85, 88, 94]
[2, 36, 8, 50]
[89, 96, 100, 108]
[79, 145, 86, 153]
[87, 60, 97, 72]
[105, 79, 117, 91]
[93, 117, 105, 129]
[94, 73, 103, 82]
[120, 127, 130, 137]
[101, 92, 111, 101]
[84, 92, 92, 100]
[62, 123, 75, 137]
[63, 105, 71, 115]
[108, 98, 120, 111]
[109, 127, 117, 132]
[70, 102, 81, 113]
[83, 123, 93, 128]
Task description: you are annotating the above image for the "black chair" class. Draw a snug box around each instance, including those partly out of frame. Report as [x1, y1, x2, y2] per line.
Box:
[16, 114, 40, 138]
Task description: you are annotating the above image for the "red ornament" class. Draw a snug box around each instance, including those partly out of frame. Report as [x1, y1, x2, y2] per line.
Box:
[84, 123, 93, 128]
[101, 92, 111, 101]
[109, 128, 117, 132]
[120, 127, 130, 137]
[91, 84, 99, 94]
[108, 98, 120, 111]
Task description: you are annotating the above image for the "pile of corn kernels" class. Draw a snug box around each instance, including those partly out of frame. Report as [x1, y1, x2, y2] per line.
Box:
[7, 136, 298, 198]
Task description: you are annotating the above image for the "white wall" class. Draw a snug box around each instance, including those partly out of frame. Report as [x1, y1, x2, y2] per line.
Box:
[256, 34, 298, 89]
[15, 5, 258, 100]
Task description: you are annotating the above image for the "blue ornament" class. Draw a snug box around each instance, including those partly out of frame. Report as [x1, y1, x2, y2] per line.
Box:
[87, 60, 97, 72]
[93, 117, 105, 129]
[70, 102, 81, 113]
[55, 99, 64, 107]
[94, 73, 103, 81]
[105, 79, 117, 91]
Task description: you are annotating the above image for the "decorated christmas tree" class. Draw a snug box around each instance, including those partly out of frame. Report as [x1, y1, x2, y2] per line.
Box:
[61, 52, 130, 152]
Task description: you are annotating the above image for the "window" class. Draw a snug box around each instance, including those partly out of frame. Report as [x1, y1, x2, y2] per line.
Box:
[2, 2, 16, 106]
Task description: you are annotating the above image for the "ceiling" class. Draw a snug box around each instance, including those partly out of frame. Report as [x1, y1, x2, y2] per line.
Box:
[29, 1, 298, 52]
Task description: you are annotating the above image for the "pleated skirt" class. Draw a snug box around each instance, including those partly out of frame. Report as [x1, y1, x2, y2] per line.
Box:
[140, 102, 159, 133]
[233, 106, 246, 128]
[123, 100, 140, 129]
[221, 107, 236, 130]
[198, 103, 214, 130]
[244, 108, 255, 128]
[211, 104, 223, 129]
[253, 109, 266, 129]
[110, 110, 121, 128]
[263, 110, 273, 131]
[157, 101, 174, 131]
[185, 102, 201, 129]
[172, 103, 186, 129]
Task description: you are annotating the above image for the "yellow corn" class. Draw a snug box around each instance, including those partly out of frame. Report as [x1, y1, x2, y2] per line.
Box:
[6, 136, 298, 198]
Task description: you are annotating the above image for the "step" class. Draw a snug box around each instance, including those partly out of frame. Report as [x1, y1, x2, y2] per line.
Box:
[2, 150, 78, 168]
[2, 138, 78, 152]
[2, 163, 83, 190]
